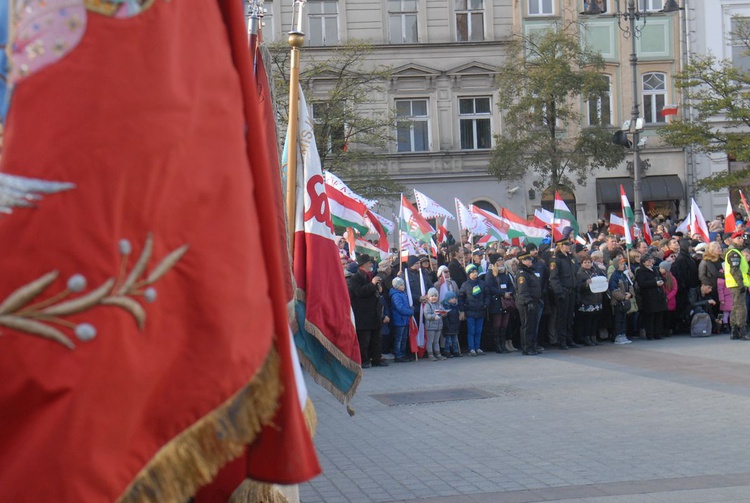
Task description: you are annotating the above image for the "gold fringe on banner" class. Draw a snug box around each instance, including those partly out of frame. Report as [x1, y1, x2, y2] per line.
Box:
[229, 479, 289, 503]
[117, 349, 282, 503]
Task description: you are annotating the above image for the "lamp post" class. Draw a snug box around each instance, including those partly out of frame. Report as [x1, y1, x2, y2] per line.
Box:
[583, 0, 680, 226]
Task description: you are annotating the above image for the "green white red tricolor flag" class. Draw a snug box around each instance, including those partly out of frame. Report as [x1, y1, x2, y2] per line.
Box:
[325, 183, 370, 235]
[501, 208, 549, 245]
[324, 171, 377, 209]
[619, 185, 633, 247]
[471, 205, 509, 243]
[400, 195, 435, 244]
[414, 189, 455, 220]
[553, 191, 578, 240]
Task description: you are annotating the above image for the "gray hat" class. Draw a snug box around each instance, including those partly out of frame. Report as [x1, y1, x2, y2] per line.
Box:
[427, 287, 439, 297]
[392, 277, 405, 289]
[659, 261, 672, 272]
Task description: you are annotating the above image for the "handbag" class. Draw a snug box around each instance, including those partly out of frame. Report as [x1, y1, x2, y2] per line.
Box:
[619, 299, 632, 313]
[501, 296, 517, 312]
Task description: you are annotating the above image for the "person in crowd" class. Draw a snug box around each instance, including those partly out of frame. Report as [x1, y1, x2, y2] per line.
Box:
[458, 264, 489, 356]
[442, 291, 461, 357]
[525, 243, 548, 352]
[347, 254, 387, 368]
[436, 265, 459, 302]
[636, 240, 649, 255]
[574, 254, 605, 346]
[389, 277, 413, 363]
[609, 257, 634, 344]
[418, 255, 437, 283]
[603, 234, 622, 267]
[723, 231, 750, 340]
[516, 251, 542, 355]
[447, 244, 468, 287]
[672, 238, 700, 329]
[470, 249, 485, 275]
[659, 260, 679, 336]
[486, 254, 515, 353]
[403, 254, 434, 323]
[549, 229, 580, 350]
[635, 254, 668, 340]
[688, 282, 718, 334]
[717, 275, 732, 334]
[423, 288, 446, 361]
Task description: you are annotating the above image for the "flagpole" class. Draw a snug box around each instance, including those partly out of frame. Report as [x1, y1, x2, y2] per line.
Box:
[285, 1, 306, 256]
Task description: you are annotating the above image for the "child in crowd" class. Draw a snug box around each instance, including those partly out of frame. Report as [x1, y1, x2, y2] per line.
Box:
[717, 276, 733, 334]
[442, 291, 461, 357]
[423, 288, 446, 361]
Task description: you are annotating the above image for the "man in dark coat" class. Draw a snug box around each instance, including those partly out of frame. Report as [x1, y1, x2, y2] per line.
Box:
[347, 254, 388, 368]
[671, 238, 700, 328]
[447, 244, 468, 287]
[516, 252, 543, 355]
[549, 233, 580, 349]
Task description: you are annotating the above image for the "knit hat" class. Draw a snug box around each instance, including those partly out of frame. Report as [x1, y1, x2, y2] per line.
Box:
[465, 264, 478, 275]
[659, 261, 672, 272]
[392, 277, 405, 289]
[694, 242, 707, 254]
[437, 265, 449, 277]
[427, 287, 439, 297]
[443, 291, 457, 302]
[407, 255, 419, 267]
[488, 253, 502, 265]
[347, 262, 359, 274]
[524, 243, 538, 253]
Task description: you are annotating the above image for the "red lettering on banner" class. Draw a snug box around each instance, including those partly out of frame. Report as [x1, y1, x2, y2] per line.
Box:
[304, 175, 335, 235]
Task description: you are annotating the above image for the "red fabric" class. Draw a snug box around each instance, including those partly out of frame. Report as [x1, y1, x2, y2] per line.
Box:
[0, 1, 316, 500]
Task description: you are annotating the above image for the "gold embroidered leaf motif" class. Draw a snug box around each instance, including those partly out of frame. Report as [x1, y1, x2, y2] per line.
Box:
[102, 295, 146, 329]
[0, 271, 59, 315]
[117, 233, 153, 295]
[145, 244, 189, 284]
[0, 315, 74, 349]
[40, 278, 115, 317]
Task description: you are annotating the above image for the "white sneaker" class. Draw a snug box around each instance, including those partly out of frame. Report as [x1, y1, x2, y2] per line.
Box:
[476, 349, 484, 355]
[614, 335, 632, 345]
[469, 350, 477, 356]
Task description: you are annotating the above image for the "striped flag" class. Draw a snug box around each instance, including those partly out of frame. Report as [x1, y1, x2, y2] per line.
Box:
[501, 208, 549, 245]
[326, 184, 370, 235]
[690, 198, 710, 243]
[642, 208, 653, 245]
[725, 197, 737, 234]
[471, 205, 509, 242]
[553, 191, 578, 240]
[400, 195, 435, 244]
[620, 185, 633, 248]
[608, 213, 627, 238]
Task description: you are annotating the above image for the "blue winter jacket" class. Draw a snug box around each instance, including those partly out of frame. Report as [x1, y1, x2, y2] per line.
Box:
[389, 287, 413, 327]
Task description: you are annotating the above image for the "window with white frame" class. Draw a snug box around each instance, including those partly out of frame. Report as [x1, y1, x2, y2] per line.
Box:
[311, 101, 347, 153]
[731, 17, 750, 72]
[528, 0, 553, 16]
[642, 72, 667, 124]
[456, 0, 484, 42]
[638, 0, 663, 11]
[459, 97, 492, 149]
[396, 99, 429, 152]
[389, 0, 419, 44]
[587, 75, 613, 126]
[308, 0, 338, 46]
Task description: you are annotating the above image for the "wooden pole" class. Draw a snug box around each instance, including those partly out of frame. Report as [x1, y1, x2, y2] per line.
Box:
[285, 2, 306, 256]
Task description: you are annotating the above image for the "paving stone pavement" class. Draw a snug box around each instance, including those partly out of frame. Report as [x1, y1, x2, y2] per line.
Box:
[298, 335, 750, 502]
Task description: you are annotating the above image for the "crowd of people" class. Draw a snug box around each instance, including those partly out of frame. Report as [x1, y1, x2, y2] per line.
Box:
[342, 214, 750, 368]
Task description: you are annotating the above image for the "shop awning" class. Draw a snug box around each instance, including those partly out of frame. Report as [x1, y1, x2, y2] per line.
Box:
[596, 176, 684, 204]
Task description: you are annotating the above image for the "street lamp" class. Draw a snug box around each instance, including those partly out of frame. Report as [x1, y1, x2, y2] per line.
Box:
[583, 0, 680, 225]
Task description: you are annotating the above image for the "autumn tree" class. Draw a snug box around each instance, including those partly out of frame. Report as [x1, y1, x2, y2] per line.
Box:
[489, 23, 626, 191]
[268, 40, 403, 201]
[659, 17, 750, 192]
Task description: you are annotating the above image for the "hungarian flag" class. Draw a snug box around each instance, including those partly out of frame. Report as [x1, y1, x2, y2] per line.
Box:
[534, 207, 554, 229]
[354, 237, 388, 260]
[364, 208, 390, 252]
[501, 208, 549, 245]
[690, 197, 710, 243]
[642, 208, 653, 245]
[471, 205, 509, 243]
[326, 183, 370, 235]
[400, 194, 435, 244]
[414, 188, 455, 220]
[553, 191, 579, 240]
[0, 1, 320, 501]
[725, 197, 738, 234]
[289, 87, 363, 411]
[477, 233, 499, 245]
[324, 170, 378, 209]
[620, 185, 634, 248]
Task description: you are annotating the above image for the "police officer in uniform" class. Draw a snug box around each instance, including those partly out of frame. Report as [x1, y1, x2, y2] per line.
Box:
[516, 252, 542, 355]
[549, 229, 580, 350]
[723, 231, 750, 340]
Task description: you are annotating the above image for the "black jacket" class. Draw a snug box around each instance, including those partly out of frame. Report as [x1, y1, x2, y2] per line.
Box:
[486, 270, 515, 314]
[549, 249, 577, 297]
[672, 242, 700, 309]
[458, 278, 489, 317]
[635, 265, 668, 313]
[347, 269, 382, 330]
[448, 258, 467, 287]
[516, 263, 542, 306]
[576, 266, 604, 307]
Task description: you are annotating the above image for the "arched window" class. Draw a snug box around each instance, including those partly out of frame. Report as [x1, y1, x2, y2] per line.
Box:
[472, 199, 498, 215]
[642, 72, 667, 124]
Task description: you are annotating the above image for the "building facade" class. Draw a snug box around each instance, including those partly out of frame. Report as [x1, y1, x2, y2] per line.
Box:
[266, 0, 690, 234]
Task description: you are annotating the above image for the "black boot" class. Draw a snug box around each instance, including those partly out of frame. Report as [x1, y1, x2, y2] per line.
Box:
[731, 326, 741, 340]
[582, 336, 594, 347]
[498, 329, 510, 353]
